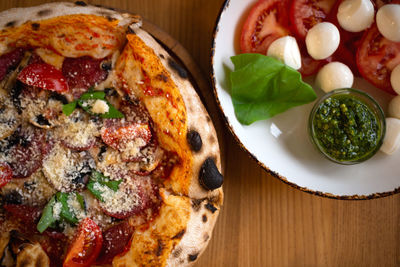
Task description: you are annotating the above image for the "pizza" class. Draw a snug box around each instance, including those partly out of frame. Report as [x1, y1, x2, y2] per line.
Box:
[0, 2, 223, 266]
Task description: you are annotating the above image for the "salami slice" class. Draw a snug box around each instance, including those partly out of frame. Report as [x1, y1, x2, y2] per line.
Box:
[96, 221, 134, 264]
[62, 56, 108, 98]
[0, 48, 25, 81]
[8, 126, 46, 178]
[99, 175, 160, 219]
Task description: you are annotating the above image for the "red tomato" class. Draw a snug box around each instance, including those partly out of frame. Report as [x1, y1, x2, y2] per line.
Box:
[63, 218, 103, 267]
[96, 222, 134, 264]
[0, 163, 12, 188]
[17, 63, 69, 92]
[240, 0, 291, 54]
[290, 0, 337, 39]
[356, 24, 400, 95]
[101, 122, 152, 151]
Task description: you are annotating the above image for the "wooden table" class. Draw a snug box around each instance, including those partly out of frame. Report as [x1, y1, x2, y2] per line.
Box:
[2, 1, 400, 266]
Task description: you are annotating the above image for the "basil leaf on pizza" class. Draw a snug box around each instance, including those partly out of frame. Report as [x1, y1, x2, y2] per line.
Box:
[0, 3, 223, 266]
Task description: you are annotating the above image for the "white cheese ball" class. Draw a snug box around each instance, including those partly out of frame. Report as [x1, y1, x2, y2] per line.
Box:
[337, 0, 375, 32]
[376, 4, 400, 42]
[390, 64, 400, 95]
[267, 36, 302, 70]
[315, 62, 354, 92]
[380, 117, 400, 155]
[388, 95, 400, 119]
[306, 22, 340, 60]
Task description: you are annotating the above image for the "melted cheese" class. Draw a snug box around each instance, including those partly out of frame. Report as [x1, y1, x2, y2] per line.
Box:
[35, 48, 64, 69]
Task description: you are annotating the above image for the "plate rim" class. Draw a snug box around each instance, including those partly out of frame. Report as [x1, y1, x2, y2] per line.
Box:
[210, 0, 400, 200]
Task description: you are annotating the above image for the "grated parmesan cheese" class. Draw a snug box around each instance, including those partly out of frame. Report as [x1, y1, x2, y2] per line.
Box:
[53, 202, 62, 220]
[91, 99, 109, 114]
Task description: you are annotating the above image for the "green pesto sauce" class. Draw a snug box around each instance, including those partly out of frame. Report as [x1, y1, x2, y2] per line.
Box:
[313, 95, 380, 162]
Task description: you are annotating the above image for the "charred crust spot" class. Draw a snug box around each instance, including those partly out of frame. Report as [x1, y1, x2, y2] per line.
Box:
[106, 16, 116, 22]
[37, 9, 51, 16]
[187, 130, 202, 152]
[188, 253, 199, 262]
[172, 229, 185, 239]
[202, 214, 207, 222]
[159, 54, 165, 59]
[208, 134, 216, 144]
[168, 58, 188, 79]
[127, 27, 136, 35]
[5, 21, 16, 28]
[74, 1, 87, 6]
[204, 233, 210, 242]
[191, 199, 202, 212]
[206, 115, 211, 122]
[173, 247, 182, 258]
[97, 11, 113, 18]
[199, 158, 223, 190]
[156, 73, 169, 82]
[205, 202, 217, 213]
[156, 239, 164, 257]
[106, 6, 116, 11]
[31, 23, 40, 31]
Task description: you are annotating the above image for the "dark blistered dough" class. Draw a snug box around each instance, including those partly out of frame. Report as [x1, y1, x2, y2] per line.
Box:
[199, 158, 223, 190]
[187, 130, 202, 152]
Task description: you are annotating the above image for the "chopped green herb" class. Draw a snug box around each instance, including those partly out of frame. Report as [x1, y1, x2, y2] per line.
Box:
[87, 170, 122, 202]
[56, 192, 78, 224]
[62, 101, 77, 116]
[37, 196, 56, 233]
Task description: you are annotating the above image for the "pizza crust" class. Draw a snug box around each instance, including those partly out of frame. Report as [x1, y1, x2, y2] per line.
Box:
[0, 2, 223, 266]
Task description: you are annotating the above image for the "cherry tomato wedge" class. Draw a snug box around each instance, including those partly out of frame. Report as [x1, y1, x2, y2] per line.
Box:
[356, 24, 400, 95]
[17, 63, 69, 93]
[63, 218, 103, 267]
[290, 0, 337, 39]
[240, 0, 291, 54]
[101, 122, 152, 151]
[0, 163, 12, 188]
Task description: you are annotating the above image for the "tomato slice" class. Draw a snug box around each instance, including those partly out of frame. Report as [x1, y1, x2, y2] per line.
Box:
[290, 0, 337, 39]
[356, 24, 400, 95]
[240, 0, 291, 54]
[63, 218, 103, 267]
[17, 63, 69, 92]
[0, 163, 12, 188]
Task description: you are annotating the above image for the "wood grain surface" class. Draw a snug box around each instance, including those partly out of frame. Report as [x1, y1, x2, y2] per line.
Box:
[2, 1, 399, 267]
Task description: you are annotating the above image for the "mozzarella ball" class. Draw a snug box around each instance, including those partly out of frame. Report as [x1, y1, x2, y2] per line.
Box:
[388, 96, 400, 119]
[337, 0, 375, 32]
[267, 36, 302, 70]
[315, 62, 354, 92]
[380, 118, 400, 155]
[390, 64, 400, 95]
[376, 4, 400, 42]
[306, 22, 340, 60]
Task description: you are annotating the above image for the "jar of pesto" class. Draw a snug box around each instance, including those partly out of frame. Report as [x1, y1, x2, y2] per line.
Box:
[309, 88, 386, 165]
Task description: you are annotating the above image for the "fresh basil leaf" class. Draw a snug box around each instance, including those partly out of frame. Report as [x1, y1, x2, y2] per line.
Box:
[87, 180, 105, 202]
[230, 54, 316, 125]
[79, 91, 106, 101]
[91, 170, 122, 191]
[62, 101, 77, 116]
[56, 192, 78, 224]
[75, 192, 85, 210]
[37, 196, 56, 233]
[100, 102, 124, 119]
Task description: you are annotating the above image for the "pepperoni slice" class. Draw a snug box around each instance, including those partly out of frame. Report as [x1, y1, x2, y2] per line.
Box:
[0, 48, 25, 81]
[96, 222, 134, 264]
[41, 231, 67, 267]
[0, 162, 12, 188]
[8, 126, 46, 178]
[3, 204, 42, 225]
[100, 176, 160, 219]
[62, 56, 108, 98]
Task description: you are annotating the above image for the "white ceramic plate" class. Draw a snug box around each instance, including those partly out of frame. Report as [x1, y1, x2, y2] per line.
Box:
[211, 0, 400, 199]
